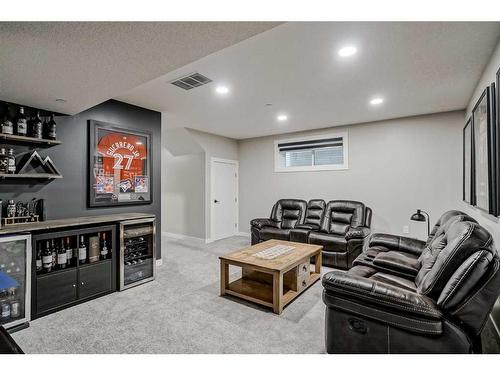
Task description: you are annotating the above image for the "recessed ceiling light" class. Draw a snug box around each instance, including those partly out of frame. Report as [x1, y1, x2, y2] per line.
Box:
[215, 86, 229, 95]
[277, 114, 288, 122]
[55, 98, 67, 103]
[338, 46, 357, 57]
[369, 97, 384, 106]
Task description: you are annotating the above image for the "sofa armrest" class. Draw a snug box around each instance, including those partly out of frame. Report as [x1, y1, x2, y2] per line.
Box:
[345, 226, 370, 241]
[322, 270, 442, 320]
[0, 327, 23, 354]
[367, 233, 426, 256]
[295, 223, 320, 231]
[250, 218, 280, 229]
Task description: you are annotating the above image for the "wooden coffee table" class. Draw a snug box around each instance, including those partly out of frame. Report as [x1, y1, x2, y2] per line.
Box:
[219, 239, 322, 314]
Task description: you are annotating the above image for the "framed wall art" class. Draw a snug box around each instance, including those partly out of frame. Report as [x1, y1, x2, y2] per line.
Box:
[88, 120, 152, 207]
[463, 117, 474, 204]
[472, 86, 494, 213]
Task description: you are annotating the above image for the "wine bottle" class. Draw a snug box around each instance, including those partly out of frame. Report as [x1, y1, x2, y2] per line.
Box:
[7, 149, 15, 174]
[36, 245, 42, 273]
[0, 148, 8, 174]
[79, 236, 87, 264]
[51, 239, 57, 269]
[42, 241, 52, 273]
[100, 233, 108, 260]
[31, 111, 43, 139]
[46, 114, 57, 140]
[65, 237, 72, 266]
[57, 239, 67, 269]
[9, 288, 20, 319]
[15, 107, 27, 136]
[1, 105, 13, 135]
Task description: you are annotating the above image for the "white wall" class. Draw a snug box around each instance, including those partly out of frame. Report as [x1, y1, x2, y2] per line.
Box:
[238, 111, 464, 239]
[461, 39, 500, 245]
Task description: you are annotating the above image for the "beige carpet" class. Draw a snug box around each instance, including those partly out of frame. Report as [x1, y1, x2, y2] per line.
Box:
[12, 235, 500, 353]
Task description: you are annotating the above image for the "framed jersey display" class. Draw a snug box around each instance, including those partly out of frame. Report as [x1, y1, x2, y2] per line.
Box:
[88, 120, 152, 207]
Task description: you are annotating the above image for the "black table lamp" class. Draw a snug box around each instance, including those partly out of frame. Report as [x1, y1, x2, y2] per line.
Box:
[410, 209, 430, 237]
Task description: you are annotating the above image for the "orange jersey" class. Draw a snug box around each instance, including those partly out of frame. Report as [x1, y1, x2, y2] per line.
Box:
[96, 132, 147, 180]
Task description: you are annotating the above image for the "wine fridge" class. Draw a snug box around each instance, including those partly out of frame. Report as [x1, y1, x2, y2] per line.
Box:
[119, 218, 156, 290]
[0, 234, 31, 330]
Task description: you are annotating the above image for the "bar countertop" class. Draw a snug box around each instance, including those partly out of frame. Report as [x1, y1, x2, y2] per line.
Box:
[0, 213, 155, 235]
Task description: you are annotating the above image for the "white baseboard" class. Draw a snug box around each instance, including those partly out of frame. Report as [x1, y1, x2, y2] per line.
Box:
[163, 231, 206, 243]
[237, 232, 250, 237]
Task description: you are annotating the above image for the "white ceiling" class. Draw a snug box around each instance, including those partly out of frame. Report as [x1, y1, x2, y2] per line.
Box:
[117, 22, 500, 139]
[0, 22, 280, 114]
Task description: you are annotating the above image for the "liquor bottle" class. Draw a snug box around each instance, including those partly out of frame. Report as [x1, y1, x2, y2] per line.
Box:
[9, 288, 20, 319]
[42, 241, 52, 273]
[0, 290, 10, 321]
[15, 107, 27, 136]
[100, 232, 109, 260]
[79, 235, 87, 264]
[31, 111, 43, 139]
[51, 239, 57, 269]
[0, 148, 8, 174]
[7, 149, 16, 174]
[6, 199, 15, 217]
[36, 245, 42, 273]
[57, 239, 67, 269]
[1, 105, 13, 135]
[46, 114, 57, 140]
[65, 237, 72, 266]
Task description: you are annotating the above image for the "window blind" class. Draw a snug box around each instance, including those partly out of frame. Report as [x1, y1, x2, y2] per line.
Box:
[277, 136, 344, 168]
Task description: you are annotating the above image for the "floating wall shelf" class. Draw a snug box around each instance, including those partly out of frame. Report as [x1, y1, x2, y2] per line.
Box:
[0, 173, 63, 180]
[0, 133, 62, 147]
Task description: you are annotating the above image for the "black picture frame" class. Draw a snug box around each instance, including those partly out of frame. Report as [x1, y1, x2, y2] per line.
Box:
[472, 87, 494, 214]
[463, 117, 474, 204]
[490, 80, 498, 216]
[88, 120, 152, 207]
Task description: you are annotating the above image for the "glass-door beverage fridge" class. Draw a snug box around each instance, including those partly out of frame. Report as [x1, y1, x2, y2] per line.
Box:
[119, 218, 156, 290]
[0, 234, 31, 330]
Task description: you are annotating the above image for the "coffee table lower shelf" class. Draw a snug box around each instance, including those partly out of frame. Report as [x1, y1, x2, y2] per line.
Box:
[225, 272, 320, 310]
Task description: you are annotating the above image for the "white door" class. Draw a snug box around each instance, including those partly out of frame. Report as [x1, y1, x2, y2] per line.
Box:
[211, 158, 238, 241]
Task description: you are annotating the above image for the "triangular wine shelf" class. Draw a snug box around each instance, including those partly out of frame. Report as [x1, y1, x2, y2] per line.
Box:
[17, 150, 63, 178]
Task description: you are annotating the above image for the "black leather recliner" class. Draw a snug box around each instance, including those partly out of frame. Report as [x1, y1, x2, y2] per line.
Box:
[308, 200, 372, 269]
[322, 212, 500, 353]
[250, 199, 308, 243]
[0, 327, 23, 354]
[251, 199, 372, 269]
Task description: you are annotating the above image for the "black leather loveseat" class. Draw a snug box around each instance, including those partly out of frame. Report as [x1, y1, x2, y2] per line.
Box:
[251, 199, 372, 269]
[322, 210, 500, 353]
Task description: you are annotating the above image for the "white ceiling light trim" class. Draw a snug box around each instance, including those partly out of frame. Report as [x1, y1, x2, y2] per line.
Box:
[369, 97, 384, 106]
[277, 114, 288, 122]
[338, 45, 357, 57]
[215, 86, 230, 95]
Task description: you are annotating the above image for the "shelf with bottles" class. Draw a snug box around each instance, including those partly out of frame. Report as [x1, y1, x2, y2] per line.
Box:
[35, 230, 113, 278]
[0, 102, 62, 147]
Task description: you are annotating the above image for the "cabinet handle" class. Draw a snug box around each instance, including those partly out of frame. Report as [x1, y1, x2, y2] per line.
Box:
[302, 280, 307, 287]
[302, 265, 307, 272]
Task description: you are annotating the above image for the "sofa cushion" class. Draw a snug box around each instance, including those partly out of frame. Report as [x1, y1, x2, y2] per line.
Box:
[308, 231, 347, 252]
[373, 251, 419, 276]
[304, 199, 326, 227]
[320, 200, 365, 235]
[271, 199, 307, 229]
[259, 227, 291, 241]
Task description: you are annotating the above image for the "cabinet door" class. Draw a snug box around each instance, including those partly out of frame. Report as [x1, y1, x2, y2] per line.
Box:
[78, 261, 112, 300]
[37, 269, 77, 314]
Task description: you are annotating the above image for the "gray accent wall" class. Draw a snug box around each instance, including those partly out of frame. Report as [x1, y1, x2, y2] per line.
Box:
[238, 111, 464, 239]
[0, 99, 162, 257]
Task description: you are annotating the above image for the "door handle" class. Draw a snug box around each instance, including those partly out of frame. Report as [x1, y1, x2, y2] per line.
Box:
[214, 199, 220, 203]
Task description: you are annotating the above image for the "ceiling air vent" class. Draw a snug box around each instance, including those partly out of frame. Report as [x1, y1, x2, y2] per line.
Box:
[170, 73, 212, 90]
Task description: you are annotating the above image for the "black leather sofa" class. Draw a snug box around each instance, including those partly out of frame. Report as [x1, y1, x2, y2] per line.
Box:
[322, 210, 500, 353]
[251, 199, 372, 269]
[0, 327, 23, 354]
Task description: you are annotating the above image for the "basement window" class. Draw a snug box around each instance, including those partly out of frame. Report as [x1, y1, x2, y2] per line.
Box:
[274, 132, 348, 172]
